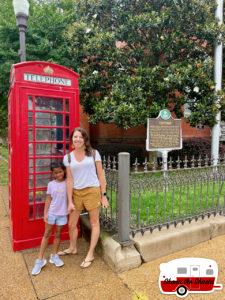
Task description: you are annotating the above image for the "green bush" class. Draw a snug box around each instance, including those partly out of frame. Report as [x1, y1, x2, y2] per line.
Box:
[168, 138, 225, 166]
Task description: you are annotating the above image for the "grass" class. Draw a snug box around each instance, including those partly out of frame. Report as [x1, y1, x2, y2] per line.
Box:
[0, 145, 8, 185]
[130, 181, 225, 227]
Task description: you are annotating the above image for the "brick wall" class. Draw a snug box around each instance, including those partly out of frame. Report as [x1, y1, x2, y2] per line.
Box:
[79, 105, 90, 134]
[80, 109, 210, 146]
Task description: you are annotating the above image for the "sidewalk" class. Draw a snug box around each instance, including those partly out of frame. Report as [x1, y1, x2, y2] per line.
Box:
[1, 184, 225, 300]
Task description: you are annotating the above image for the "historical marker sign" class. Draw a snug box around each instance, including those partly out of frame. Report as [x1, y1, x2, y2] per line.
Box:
[146, 109, 182, 151]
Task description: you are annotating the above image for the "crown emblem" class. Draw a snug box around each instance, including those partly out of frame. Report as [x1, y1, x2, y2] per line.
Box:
[43, 66, 54, 74]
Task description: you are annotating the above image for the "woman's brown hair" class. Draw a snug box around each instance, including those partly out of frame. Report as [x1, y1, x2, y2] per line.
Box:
[70, 127, 93, 156]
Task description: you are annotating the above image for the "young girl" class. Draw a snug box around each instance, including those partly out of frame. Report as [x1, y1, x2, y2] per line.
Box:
[31, 162, 68, 276]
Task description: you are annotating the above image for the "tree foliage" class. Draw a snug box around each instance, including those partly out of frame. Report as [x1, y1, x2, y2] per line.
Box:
[0, 0, 225, 138]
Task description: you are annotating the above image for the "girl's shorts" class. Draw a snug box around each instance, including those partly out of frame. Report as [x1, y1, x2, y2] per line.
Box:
[47, 214, 68, 226]
[73, 187, 101, 211]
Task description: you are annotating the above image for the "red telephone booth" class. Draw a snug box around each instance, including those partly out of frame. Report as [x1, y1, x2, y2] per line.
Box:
[8, 61, 80, 251]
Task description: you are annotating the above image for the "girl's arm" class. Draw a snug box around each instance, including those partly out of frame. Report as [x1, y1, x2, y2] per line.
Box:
[96, 161, 109, 208]
[44, 195, 52, 223]
[66, 166, 75, 213]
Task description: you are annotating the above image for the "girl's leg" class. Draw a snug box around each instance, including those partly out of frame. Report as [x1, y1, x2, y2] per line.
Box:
[67, 209, 80, 253]
[38, 223, 53, 259]
[52, 225, 63, 254]
[85, 207, 100, 261]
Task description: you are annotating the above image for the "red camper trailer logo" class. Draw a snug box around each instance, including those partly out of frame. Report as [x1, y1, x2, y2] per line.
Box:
[159, 258, 223, 298]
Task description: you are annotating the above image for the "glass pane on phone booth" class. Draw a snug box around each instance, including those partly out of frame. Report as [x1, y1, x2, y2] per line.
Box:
[29, 175, 34, 188]
[66, 128, 70, 141]
[35, 96, 63, 111]
[35, 112, 63, 126]
[29, 143, 33, 155]
[28, 112, 33, 125]
[29, 129, 33, 141]
[65, 114, 69, 126]
[29, 159, 34, 173]
[35, 112, 51, 126]
[36, 174, 52, 188]
[35, 158, 63, 172]
[29, 192, 34, 220]
[35, 128, 64, 141]
[35, 190, 46, 219]
[56, 114, 63, 126]
[35, 143, 63, 156]
[28, 96, 33, 110]
[36, 158, 51, 172]
[35, 190, 46, 202]
[65, 99, 69, 112]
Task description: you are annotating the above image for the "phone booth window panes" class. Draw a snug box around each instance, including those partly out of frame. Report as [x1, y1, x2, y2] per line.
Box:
[35, 112, 63, 126]
[35, 204, 45, 219]
[36, 191, 46, 203]
[35, 143, 63, 156]
[66, 128, 69, 140]
[29, 175, 34, 188]
[28, 112, 33, 125]
[29, 192, 34, 220]
[35, 191, 46, 219]
[29, 159, 34, 173]
[29, 191, 34, 204]
[35, 96, 63, 111]
[29, 143, 33, 155]
[66, 114, 69, 126]
[29, 130, 33, 141]
[36, 174, 51, 188]
[35, 112, 51, 126]
[56, 114, 63, 126]
[35, 158, 63, 172]
[65, 99, 69, 112]
[28, 96, 33, 110]
[36, 158, 51, 172]
[35, 128, 63, 141]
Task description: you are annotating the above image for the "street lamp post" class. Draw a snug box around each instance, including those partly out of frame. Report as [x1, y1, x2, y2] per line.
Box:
[13, 0, 29, 62]
[211, 0, 223, 165]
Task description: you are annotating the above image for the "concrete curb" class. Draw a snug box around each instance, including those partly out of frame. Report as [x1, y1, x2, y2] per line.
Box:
[80, 215, 142, 272]
[81, 214, 225, 273]
[133, 215, 225, 262]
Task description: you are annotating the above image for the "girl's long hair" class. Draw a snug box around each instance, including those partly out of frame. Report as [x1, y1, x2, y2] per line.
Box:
[70, 127, 93, 156]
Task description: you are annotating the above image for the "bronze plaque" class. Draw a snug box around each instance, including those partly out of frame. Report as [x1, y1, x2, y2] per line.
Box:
[147, 114, 182, 150]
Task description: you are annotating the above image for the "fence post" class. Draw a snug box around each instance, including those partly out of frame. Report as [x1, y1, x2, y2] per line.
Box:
[117, 152, 133, 246]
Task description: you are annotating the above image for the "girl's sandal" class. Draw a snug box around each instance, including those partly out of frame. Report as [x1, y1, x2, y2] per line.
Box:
[58, 249, 77, 256]
[80, 258, 94, 268]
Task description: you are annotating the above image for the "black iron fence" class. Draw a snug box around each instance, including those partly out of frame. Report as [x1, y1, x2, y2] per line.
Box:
[100, 153, 225, 245]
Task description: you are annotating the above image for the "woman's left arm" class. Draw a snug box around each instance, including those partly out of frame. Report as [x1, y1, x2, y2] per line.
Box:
[95, 161, 109, 208]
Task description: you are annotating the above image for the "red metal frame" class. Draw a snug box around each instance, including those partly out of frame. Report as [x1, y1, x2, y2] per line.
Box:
[8, 61, 80, 251]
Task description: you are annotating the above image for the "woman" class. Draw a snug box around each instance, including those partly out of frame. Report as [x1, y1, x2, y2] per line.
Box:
[58, 127, 109, 268]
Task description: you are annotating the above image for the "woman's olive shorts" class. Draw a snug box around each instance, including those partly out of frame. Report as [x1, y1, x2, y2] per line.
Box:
[73, 187, 101, 211]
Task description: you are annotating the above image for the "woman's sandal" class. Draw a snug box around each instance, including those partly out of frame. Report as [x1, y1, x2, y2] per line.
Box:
[80, 258, 94, 268]
[57, 249, 77, 256]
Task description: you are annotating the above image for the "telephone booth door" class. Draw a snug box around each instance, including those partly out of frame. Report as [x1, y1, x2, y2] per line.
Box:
[8, 61, 80, 251]
[25, 90, 73, 232]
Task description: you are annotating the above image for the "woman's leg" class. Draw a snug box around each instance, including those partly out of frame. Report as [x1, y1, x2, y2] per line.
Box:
[38, 223, 53, 259]
[67, 209, 80, 253]
[85, 207, 100, 261]
[52, 225, 63, 254]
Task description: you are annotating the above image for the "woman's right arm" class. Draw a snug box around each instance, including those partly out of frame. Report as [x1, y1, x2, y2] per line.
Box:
[66, 166, 75, 213]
